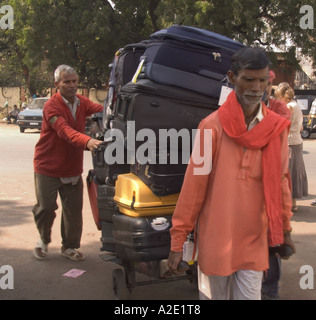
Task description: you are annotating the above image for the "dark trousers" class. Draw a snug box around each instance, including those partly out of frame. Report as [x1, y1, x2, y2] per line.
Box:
[261, 255, 281, 298]
[32, 172, 83, 249]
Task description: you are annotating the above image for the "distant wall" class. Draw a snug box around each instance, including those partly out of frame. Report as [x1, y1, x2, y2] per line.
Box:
[0, 87, 107, 111]
[0, 87, 21, 109]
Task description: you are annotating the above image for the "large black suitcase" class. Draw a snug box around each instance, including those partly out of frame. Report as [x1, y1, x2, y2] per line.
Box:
[112, 213, 172, 262]
[140, 25, 244, 98]
[112, 79, 218, 146]
[92, 138, 130, 184]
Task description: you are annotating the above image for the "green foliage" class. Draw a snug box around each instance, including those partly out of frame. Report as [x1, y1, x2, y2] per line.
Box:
[0, 0, 315, 94]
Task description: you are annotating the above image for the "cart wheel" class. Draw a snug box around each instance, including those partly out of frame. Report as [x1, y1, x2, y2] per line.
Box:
[112, 268, 129, 300]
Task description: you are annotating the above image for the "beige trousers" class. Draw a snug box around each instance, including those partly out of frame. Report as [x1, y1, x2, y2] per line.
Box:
[198, 268, 263, 300]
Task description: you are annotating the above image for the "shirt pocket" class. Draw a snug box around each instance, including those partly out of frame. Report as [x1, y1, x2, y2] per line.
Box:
[249, 149, 263, 180]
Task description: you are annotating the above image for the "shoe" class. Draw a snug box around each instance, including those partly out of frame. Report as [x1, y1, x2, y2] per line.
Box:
[261, 292, 280, 300]
[292, 206, 298, 212]
[311, 200, 316, 206]
[33, 240, 48, 259]
[60, 247, 85, 261]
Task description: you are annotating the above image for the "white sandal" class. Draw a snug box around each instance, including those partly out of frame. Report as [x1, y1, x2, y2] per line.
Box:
[60, 247, 85, 261]
[33, 239, 48, 259]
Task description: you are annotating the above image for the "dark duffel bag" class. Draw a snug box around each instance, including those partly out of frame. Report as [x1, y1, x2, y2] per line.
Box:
[112, 213, 172, 262]
[103, 42, 147, 130]
[114, 42, 147, 93]
[139, 25, 244, 98]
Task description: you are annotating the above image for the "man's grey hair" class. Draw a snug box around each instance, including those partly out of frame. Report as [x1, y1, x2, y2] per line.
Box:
[54, 65, 77, 82]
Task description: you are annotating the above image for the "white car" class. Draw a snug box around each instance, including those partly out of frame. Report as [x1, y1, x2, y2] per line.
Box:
[17, 97, 49, 133]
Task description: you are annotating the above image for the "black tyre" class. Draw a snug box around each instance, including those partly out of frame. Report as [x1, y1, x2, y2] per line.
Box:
[112, 268, 129, 300]
[301, 129, 311, 139]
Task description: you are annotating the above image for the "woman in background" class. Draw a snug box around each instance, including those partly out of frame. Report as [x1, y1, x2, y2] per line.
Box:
[275, 82, 308, 212]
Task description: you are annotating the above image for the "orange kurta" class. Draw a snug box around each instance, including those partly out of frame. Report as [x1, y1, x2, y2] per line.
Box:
[170, 110, 292, 276]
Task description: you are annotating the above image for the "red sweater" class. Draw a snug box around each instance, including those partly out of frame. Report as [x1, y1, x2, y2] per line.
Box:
[34, 92, 103, 177]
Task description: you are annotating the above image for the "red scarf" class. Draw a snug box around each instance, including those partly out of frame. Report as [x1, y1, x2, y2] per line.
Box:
[218, 91, 291, 246]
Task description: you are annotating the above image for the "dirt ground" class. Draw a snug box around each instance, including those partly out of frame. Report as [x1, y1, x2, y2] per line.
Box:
[0, 122, 316, 301]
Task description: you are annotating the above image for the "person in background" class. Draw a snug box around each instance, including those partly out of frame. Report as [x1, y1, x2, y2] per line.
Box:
[274, 82, 308, 212]
[263, 71, 291, 121]
[168, 47, 295, 300]
[7, 104, 20, 123]
[32, 65, 103, 261]
[261, 71, 291, 300]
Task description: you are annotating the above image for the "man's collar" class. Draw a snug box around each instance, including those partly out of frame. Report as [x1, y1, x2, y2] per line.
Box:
[61, 94, 80, 106]
[248, 102, 264, 130]
[253, 102, 264, 122]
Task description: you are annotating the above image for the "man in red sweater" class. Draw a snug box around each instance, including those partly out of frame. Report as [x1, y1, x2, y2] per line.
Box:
[33, 65, 103, 260]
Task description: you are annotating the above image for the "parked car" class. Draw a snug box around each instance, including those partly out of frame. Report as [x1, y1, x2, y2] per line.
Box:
[17, 97, 49, 133]
[301, 99, 316, 139]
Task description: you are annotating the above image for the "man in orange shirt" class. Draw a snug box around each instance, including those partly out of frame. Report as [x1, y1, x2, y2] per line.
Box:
[168, 47, 295, 300]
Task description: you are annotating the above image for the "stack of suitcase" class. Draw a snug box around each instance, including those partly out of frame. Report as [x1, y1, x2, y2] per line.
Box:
[112, 25, 244, 197]
[87, 42, 148, 252]
[87, 25, 244, 260]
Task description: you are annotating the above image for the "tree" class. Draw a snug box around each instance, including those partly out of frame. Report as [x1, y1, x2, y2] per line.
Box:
[154, 0, 316, 68]
[0, 0, 315, 95]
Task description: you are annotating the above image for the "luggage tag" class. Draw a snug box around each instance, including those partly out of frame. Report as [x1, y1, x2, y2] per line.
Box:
[218, 85, 233, 106]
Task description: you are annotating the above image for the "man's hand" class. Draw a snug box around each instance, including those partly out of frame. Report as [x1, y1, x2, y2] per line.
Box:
[168, 251, 183, 274]
[86, 138, 103, 151]
[283, 230, 296, 254]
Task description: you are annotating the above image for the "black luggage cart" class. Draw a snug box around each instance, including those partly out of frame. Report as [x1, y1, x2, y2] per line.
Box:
[87, 170, 198, 300]
[100, 252, 197, 300]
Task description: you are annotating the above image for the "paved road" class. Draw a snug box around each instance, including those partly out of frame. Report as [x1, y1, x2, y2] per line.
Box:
[0, 123, 315, 300]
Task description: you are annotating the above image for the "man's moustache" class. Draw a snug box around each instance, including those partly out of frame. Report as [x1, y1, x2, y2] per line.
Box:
[244, 91, 264, 97]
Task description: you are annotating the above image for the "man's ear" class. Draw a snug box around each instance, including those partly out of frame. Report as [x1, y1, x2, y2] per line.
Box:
[227, 70, 236, 85]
